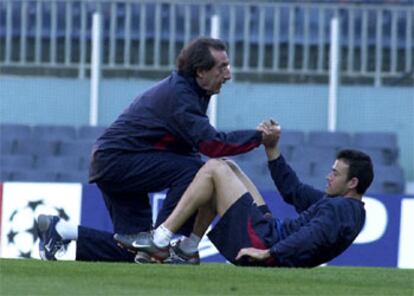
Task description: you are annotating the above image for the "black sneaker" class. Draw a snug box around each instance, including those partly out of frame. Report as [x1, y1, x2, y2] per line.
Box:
[37, 215, 69, 260]
[164, 240, 200, 265]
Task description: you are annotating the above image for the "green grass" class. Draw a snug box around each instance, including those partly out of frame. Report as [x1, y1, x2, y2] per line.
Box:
[0, 259, 413, 296]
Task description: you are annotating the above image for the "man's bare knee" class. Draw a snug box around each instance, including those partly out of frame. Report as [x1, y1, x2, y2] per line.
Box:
[223, 159, 242, 173]
[203, 158, 231, 179]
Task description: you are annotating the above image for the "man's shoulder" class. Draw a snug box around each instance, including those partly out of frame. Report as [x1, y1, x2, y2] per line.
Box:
[170, 71, 190, 84]
[321, 196, 365, 212]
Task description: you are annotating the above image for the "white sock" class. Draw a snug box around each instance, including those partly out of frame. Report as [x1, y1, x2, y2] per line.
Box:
[153, 224, 173, 248]
[179, 233, 201, 254]
[55, 220, 78, 241]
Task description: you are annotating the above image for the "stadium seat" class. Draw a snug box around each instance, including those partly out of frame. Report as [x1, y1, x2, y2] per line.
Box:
[79, 155, 92, 171]
[1, 139, 16, 155]
[354, 147, 391, 166]
[57, 170, 89, 183]
[0, 155, 34, 170]
[11, 169, 60, 182]
[0, 169, 13, 181]
[0, 123, 31, 140]
[34, 155, 82, 171]
[59, 140, 94, 158]
[32, 125, 77, 141]
[14, 138, 59, 156]
[77, 125, 106, 140]
[308, 131, 352, 150]
[288, 159, 312, 180]
[229, 146, 267, 163]
[353, 132, 399, 165]
[292, 146, 337, 164]
[301, 175, 327, 192]
[280, 130, 305, 146]
[229, 147, 273, 191]
[279, 130, 305, 161]
[239, 161, 275, 192]
[367, 165, 405, 194]
[311, 161, 330, 178]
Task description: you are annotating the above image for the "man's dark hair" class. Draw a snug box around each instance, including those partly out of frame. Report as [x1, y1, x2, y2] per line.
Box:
[176, 37, 227, 77]
[336, 149, 374, 195]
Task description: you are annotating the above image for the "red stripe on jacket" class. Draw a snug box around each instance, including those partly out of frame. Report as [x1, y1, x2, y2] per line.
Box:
[199, 140, 260, 158]
[154, 133, 176, 150]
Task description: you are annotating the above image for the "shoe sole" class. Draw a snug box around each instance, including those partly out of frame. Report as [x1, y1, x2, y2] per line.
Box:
[134, 252, 154, 264]
[131, 242, 169, 262]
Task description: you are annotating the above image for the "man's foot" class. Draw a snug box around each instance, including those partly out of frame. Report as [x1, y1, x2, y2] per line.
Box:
[113, 233, 144, 253]
[164, 240, 200, 265]
[37, 215, 69, 260]
[114, 232, 170, 263]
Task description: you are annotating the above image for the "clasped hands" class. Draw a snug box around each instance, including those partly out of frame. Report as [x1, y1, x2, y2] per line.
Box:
[257, 119, 281, 148]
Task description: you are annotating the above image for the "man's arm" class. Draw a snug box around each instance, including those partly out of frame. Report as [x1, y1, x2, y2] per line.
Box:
[258, 121, 324, 211]
[268, 155, 323, 212]
[267, 202, 344, 267]
[236, 202, 343, 267]
[169, 89, 265, 157]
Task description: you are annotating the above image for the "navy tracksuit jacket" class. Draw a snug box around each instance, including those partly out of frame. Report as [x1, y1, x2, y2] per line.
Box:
[77, 71, 262, 261]
[268, 156, 366, 267]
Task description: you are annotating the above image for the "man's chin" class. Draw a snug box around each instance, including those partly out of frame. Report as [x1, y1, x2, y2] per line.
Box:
[206, 89, 220, 96]
[326, 192, 340, 198]
[325, 189, 336, 197]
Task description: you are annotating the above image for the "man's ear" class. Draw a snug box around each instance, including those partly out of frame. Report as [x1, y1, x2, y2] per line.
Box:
[348, 177, 359, 191]
[196, 68, 204, 78]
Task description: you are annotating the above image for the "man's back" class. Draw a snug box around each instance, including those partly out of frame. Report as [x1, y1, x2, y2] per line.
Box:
[95, 71, 207, 155]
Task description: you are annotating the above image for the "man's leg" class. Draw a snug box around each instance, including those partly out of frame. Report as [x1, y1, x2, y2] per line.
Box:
[76, 227, 135, 261]
[224, 159, 272, 217]
[163, 158, 248, 234]
[160, 159, 278, 266]
[75, 189, 152, 262]
[223, 159, 266, 206]
[98, 151, 204, 236]
[153, 155, 204, 236]
[36, 188, 145, 262]
[113, 158, 253, 262]
[177, 159, 271, 240]
[39, 152, 201, 262]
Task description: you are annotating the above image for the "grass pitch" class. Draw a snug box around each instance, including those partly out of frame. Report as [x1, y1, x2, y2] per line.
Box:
[1, 258, 413, 295]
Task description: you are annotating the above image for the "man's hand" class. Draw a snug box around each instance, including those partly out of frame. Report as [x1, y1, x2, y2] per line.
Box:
[257, 119, 282, 162]
[257, 119, 281, 148]
[235, 247, 271, 262]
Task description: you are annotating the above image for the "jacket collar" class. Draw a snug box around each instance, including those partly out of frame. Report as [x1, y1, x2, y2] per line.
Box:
[175, 70, 210, 99]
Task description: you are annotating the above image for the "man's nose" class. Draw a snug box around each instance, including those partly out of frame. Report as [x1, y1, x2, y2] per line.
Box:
[224, 67, 232, 80]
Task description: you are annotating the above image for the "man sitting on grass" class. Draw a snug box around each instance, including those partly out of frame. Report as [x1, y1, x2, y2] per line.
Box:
[115, 121, 374, 267]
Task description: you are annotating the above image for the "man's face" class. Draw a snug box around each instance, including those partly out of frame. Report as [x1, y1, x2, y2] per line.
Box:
[196, 48, 231, 95]
[325, 159, 354, 196]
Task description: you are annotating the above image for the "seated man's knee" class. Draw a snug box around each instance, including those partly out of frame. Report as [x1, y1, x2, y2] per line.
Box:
[223, 159, 241, 172]
[202, 158, 230, 177]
